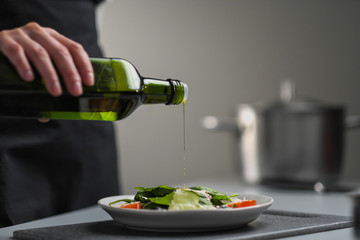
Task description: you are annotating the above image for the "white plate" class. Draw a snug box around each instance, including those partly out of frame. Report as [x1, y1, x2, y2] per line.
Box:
[98, 194, 273, 232]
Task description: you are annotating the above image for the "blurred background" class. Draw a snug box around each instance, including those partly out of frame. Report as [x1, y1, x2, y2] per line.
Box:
[97, 0, 360, 194]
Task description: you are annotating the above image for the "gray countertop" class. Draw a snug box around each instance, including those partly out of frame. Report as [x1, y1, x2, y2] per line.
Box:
[0, 176, 358, 239]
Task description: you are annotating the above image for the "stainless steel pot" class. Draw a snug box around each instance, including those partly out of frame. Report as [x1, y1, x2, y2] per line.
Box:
[202, 81, 360, 188]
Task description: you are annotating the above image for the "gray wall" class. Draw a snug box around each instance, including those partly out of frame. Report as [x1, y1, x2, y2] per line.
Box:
[98, 0, 360, 194]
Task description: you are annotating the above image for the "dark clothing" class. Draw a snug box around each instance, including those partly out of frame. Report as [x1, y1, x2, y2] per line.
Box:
[0, 0, 119, 226]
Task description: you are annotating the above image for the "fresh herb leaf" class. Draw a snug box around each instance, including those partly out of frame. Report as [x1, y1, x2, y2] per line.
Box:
[190, 186, 231, 206]
[141, 202, 168, 210]
[148, 192, 175, 206]
[135, 185, 175, 195]
[229, 194, 240, 198]
[150, 185, 176, 197]
[135, 185, 176, 198]
[134, 191, 153, 203]
[211, 195, 231, 205]
[189, 186, 224, 196]
[134, 185, 176, 206]
[109, 198, 135, 205]
[199, 197, 212, 206]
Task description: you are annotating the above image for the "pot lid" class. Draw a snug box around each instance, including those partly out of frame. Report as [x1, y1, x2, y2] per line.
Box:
[265, 81, 344, 113]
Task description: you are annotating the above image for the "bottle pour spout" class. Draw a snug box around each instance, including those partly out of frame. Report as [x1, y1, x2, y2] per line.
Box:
[182, 82, 189, 103]
[166, 79, 188, 105]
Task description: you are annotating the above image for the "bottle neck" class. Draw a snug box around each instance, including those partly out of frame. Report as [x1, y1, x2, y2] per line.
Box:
[142, 78, 187, 105]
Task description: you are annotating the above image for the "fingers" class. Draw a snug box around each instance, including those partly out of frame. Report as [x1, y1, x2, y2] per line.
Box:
[38, 118, 50, 123]
[13, 28, 62, 96]
[50, 30, 94, 87]
[0, 31, 34, 82]
[26, 24, 81, 96]
[0, 22, 94, 97]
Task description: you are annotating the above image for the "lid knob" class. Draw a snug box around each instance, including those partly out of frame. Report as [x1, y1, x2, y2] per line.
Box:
[280, 79, 296, 103]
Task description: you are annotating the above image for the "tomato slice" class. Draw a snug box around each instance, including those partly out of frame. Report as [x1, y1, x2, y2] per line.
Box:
[227, 200, 256, 208]
[120, 202, 141, 209]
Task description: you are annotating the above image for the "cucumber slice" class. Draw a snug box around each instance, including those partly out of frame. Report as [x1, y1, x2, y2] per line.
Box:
[169, 189, 200, 210]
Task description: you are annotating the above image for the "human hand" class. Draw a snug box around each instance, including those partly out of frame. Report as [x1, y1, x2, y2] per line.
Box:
[0, 22, 94, 97]
[38, 119, 50, 123]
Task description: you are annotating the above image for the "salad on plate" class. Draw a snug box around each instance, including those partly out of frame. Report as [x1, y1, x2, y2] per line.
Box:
[108, 185, 257, 210]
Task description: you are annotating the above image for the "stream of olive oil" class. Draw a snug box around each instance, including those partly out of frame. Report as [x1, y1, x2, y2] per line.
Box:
[183, 101, 186, 188]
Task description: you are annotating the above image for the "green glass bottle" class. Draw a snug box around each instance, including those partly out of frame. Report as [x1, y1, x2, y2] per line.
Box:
[0, 54, 188, 121]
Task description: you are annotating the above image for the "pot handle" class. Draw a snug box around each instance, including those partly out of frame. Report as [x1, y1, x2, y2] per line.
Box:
[201, 116, 238, 132]
[346, 115, 360, 129]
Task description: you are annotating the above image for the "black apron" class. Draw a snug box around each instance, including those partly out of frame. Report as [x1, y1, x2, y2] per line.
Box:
[0, 0, 119, 226]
